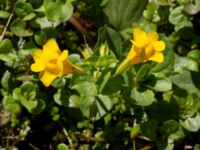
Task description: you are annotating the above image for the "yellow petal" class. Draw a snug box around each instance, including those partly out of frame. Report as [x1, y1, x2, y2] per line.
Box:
[57, 61, 64, 77]
[43, 39, 61, 54]
[133, 28, 148, 47]
[31, 62, 45, 72]
[46, 61, 58, 74]
[40, 71, 57, 87]
[148, 52, 164, 63]
[127, 46, 136, 60]
[32, 49, 43, 62]
[147, 31, 158, 42]
[58, 50, 68, 61]
[153, 41, 165, 51]
[145, 45, 154, 58]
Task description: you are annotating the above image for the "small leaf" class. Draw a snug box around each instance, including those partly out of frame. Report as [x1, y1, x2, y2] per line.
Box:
[151, 77, 172, 92]
[187, 49, 200, 61]
[160, 120, 179, 136]
[140, 119, 157, 139]
[0, 39, 13, 53]
[1, 71, 12, 91]
[56, 143, 69, 150]
[2, 96, 21, 114]
[96, 95, 112, 119]
[80, 96, 95, 118]
[53, 89, 69, 106]
[71, 82, 98, 97]
[131, 87, 156, 106]
[169, 6, 193, 31]
[44, 0, 73, 22]
[14, 2, 34, 17]
[180, 114, 200, 132]
[23, 12, 36, 21]
[10, 18, 33, 37]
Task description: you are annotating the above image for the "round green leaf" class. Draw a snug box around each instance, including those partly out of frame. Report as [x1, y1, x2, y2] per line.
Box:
[2, 96, 21, 114]
[56, 143, 69, 150]
[10, 18, 33, 37]
[44, 0, 73, 22]
[0, 39, 13, 53]
[151, 77, 172, 92]
[14, 2, 34, 17]
[131, 87, 156, 106]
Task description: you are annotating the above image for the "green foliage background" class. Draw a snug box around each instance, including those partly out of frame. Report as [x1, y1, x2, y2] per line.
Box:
[1, 0, 200, 149]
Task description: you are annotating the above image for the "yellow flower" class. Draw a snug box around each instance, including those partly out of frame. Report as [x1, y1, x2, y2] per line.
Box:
[116, 28, 165, 74]
[31, 39, 73, 87]
[128, 28, 165, 64]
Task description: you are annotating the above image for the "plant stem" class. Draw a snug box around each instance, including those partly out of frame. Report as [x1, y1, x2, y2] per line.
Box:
[0, 13, 13, 42]
[29, 143, 40, 150]
[60, 122, 74, 150]
[76, 132, 106, 142]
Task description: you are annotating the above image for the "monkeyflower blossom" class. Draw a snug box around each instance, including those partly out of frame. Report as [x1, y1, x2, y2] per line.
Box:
[31, 39, 73, 87]
[116, 28, 165, 74]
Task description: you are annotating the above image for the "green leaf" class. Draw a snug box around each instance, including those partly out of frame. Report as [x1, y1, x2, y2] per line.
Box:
[140, 119, 157, 139]
[56, 143, 69, 150]
[68, 95, 80, 108]
[180, 114, 200, 132]
[150, 77, 172, 92]
[71, 82, 98, 97]
[143, 2, 160, 22]
[14, 2, 34, 17]
[20, 81, 37, 99]
[23, 12, 36, 21]
[80, 96, 95, 118]
[0, 39, 13, 53]
[174, 56, 199, 72]
[187, 49, 200, 61]
[130, 124, 140, 139]
[170, 71, 200, 96]
[131, 87, 156, 106]
[34, 27, 57, 46]
[0, 10, 10, 19]
[95, 95, 112, 119]
[44, 0, 73, 22]
[53, 89, 69, 106]
[102, 75, 124, 95]
[10, 18, 33, 37]
[160, 120, 179, 136]
[95, 26, 122, 59]
[184, 0, 200, 15]
[35, 17, 61, 28]
[2, 96, 21, 114]
[151, 101, 179, 123]
[103, 0, 148, 30]
[1, 71, 12, 91]
[169, 6, 193, 31]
